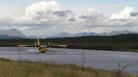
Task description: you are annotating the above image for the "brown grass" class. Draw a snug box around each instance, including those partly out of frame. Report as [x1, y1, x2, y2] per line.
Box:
[0, 58, 134, 77]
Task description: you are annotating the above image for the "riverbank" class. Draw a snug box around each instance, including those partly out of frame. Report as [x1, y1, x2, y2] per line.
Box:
[0, 44, 138, 52]
[0, 58, 134, 77]
[0, 34, 138, 52]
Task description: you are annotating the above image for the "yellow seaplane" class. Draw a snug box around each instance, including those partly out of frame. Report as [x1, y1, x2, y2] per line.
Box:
[17, 39, 67, 53]
[34, 39, 48, 53]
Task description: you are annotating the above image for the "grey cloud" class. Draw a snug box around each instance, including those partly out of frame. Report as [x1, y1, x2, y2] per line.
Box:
[130, 12, 138, 17]
[79, 12, 104, 21]
[68, 17, 76, 22]
[53, 10, 73, 17]
[37, 11, 45, 16]
[80, 15, 94, 20]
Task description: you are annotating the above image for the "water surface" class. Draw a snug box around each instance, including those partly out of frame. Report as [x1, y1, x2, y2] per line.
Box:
[0, 47, 137, 75]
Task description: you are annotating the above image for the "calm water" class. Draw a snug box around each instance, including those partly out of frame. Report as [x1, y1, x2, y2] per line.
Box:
[0, 47, 137, 75]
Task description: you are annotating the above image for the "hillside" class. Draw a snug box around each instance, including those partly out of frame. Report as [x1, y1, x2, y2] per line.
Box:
[46, 34, 138, 51]
[0, 34, 138, 52]
[0, 29, 26, 39]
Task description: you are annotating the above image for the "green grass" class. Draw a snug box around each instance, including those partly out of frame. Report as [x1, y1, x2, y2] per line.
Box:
[0, 58, 134, 77]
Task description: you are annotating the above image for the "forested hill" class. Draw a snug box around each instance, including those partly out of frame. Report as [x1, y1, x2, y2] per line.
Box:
[47, 34, 138, 44]
[0, 34, 138, 52]
[46, 34, 138, 51]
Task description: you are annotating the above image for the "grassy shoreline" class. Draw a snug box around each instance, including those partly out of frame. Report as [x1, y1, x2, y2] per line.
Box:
[0, 58, 134, 77]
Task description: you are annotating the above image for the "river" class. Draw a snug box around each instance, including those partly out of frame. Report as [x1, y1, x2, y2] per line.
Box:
[0, 47, 137, 75]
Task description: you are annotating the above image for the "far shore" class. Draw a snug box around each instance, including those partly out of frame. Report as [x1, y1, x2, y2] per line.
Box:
[0, 45, 138, 53]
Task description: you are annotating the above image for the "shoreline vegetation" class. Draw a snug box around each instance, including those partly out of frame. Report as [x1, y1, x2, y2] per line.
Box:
[0, 58, 134, 77]
[0, 34, 138, 52]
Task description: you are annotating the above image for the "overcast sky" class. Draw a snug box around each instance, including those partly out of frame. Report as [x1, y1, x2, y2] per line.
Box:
[0, 0, 138, 37]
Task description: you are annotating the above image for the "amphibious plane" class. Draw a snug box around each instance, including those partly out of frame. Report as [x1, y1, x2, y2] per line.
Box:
[17, 39, 67, 53]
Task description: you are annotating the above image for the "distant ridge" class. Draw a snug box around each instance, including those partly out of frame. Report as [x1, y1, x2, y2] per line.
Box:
[0, 29, 26, 39]
[47, 32, 97, 38]
[100, 30, 134, 36]
[46, 30, 135, 38]
[0, 29, 137, 39]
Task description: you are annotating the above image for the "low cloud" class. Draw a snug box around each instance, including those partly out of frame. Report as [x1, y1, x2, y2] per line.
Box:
[0, 1, 138, 37]
[110, 7, 134, 20]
